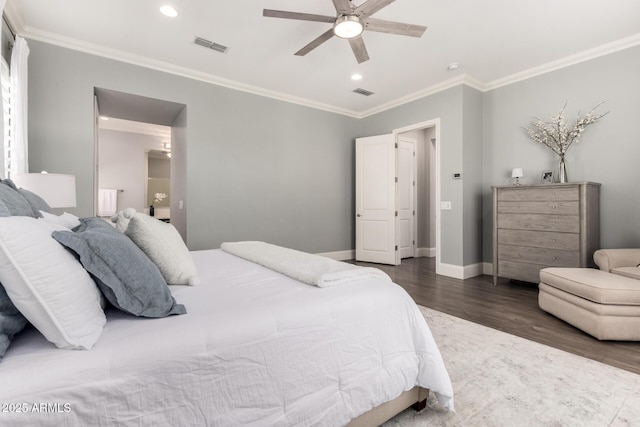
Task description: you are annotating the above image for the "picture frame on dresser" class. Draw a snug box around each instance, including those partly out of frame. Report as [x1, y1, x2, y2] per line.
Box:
[540, 170, 554, 183]
[492, 182, 600, 286]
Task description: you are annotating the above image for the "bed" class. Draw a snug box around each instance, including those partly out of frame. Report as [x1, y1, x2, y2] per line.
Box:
[0, 186, 453, 426]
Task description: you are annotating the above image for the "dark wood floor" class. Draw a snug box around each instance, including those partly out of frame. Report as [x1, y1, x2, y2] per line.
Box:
[351, 257, 640, 376]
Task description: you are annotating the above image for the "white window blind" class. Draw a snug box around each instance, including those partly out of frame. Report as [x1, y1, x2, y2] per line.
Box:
[1, 57, 11, 178]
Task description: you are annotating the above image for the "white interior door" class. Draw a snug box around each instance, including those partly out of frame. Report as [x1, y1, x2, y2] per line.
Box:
[397, 137, 416, 259]
[355, 134, 398, 265]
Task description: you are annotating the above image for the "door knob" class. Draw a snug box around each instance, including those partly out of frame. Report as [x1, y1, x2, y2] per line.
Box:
[356, 214, 361, 217]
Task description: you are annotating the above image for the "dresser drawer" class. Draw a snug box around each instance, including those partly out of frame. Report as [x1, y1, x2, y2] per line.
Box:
[498, 186, 579, 202]
[497, 200, 579, 215]
[498, 213, 580, 233]
[498, 244, 579, 267]
[498, 229, 579, 251]
[497, 260, 542, 283]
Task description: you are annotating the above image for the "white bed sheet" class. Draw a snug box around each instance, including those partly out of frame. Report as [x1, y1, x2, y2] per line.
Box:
[0, 249, 453, 426]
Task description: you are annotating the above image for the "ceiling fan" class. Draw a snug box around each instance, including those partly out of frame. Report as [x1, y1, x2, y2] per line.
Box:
[263, 0, 427, 64]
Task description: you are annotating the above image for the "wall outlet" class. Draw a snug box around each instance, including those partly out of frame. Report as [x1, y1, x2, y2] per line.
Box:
[440, 201, 452, 210]
[179, 200, 184, 209]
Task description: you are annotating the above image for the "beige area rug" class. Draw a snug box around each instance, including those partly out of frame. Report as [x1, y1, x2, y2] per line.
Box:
[384, 306, 640, 427]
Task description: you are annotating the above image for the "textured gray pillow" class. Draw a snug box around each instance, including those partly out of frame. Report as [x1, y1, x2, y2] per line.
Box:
[0, 283, 28, 360]
[0, 180, 35, 217]
[18, 188, 52, 217]
[0, 198, 10, 217]
[125, 213, 200, 286]
[52, 217, 186, 318]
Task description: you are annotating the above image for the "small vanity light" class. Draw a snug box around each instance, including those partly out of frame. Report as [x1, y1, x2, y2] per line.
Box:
[511, 168, 524, 185]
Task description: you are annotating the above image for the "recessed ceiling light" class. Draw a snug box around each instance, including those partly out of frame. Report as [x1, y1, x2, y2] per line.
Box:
[351, 73, 363, 81]
[160, 5, 178, 17]
[447, 62, 460, 71]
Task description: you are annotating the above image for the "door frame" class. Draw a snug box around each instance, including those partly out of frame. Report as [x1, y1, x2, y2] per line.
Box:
[396, 135, 417, 260]
[392, 118, 441, 274]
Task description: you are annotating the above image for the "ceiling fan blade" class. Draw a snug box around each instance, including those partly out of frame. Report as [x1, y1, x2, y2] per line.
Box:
[263, 9, 335, 24]
[348, 36, 370, 64]
[365, 18, 427, 37]
[295, 28, 336, 56]
[331, 0, 353, 15]
[355, 0, 396, 18]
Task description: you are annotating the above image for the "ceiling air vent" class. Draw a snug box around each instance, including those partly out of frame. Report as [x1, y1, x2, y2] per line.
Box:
[353, 88, 374, 96]
[194, 37, 229, 53]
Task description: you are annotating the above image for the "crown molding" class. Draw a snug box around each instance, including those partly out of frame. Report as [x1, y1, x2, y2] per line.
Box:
[99, 117, 171, 139]
[6, 3, 640, 120]
[358, 74, 485, 118]
[3, 0, 25, 35]
[18, 26, 363, 118]
[484, 32, 640, 91]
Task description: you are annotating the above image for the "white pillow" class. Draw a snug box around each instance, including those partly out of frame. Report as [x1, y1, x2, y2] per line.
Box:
[39, 210, 81, 229]
[0, 217, 106, 349]
[125, 213, 200, 286]
[110, 207, 136, 232]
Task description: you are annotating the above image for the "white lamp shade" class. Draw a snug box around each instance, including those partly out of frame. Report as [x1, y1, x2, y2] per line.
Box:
[12, 173, 77, 208]
[511, 168, 524, 178]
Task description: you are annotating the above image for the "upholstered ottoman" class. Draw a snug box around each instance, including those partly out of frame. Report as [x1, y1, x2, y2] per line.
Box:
[539, 268, 640, 341]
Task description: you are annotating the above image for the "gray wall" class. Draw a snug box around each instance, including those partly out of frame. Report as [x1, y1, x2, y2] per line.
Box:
[360, 86, 470, 266]
[482, 45, 640, 262]
[170, 107, 187, 241]
[27, 40, 361, 253]
[26, 37, 640, 269]
[462, 86, 484, 265]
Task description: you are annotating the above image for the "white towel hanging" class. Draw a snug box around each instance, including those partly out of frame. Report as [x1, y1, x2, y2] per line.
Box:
[98, 188, 118, 217]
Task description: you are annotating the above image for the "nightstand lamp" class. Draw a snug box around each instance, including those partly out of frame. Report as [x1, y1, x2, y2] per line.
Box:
[511, 168, 524, 186]
[12, 171, 77, 208]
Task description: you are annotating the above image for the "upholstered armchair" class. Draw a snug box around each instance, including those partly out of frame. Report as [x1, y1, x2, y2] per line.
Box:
[594, 249, 640, 279]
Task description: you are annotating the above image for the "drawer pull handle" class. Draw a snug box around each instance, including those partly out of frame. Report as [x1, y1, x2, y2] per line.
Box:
[552, 256, 557, 260]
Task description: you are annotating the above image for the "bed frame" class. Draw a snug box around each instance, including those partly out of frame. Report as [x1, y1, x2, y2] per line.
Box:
[347, 387, 429, 426]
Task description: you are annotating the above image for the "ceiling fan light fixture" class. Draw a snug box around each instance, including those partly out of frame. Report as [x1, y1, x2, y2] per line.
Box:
[333, 15, 364, 39]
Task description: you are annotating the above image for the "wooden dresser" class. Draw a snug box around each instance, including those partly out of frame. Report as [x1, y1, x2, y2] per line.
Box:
[492, 182, 600, 285]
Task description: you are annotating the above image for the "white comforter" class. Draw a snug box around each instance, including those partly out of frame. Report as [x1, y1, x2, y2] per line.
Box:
[0, 249, 453, 426]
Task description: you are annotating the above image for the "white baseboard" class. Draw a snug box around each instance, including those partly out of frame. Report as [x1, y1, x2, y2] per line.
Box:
[316, 249, 355, 261]
[416, 247, 436, 258]
[437, 262, 485, 279]
[316, 250, 490, 281]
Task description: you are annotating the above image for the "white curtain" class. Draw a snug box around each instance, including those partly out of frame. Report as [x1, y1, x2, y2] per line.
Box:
[10, 35, 29, 175]
[0, 0, 7, 178]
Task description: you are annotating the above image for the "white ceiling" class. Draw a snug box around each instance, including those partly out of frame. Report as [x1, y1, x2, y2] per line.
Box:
[6, 0, 640, 117]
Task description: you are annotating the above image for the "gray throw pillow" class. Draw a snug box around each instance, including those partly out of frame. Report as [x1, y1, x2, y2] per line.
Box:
[18, 188, 53, 217]
[0, 198, 10, 217]
[0, 180, 35, 217]
[52, 217, 186, 318]
[0, 283, 28, 360]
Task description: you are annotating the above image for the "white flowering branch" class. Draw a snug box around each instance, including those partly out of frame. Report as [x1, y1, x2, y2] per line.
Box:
[522, 101, 609, 157]
[153, 192, 168, 204]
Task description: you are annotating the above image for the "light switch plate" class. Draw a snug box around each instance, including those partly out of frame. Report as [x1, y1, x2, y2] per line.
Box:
[440, 201, 452, 210]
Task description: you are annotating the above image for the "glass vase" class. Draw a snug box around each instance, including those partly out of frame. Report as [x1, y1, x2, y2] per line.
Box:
[558, 156, 567, 183]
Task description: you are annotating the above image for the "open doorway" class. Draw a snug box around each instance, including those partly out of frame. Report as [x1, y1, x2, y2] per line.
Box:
[355, 119, 440, 268]
[393, 119, 440, 271]
[93, 88, 188, 240]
